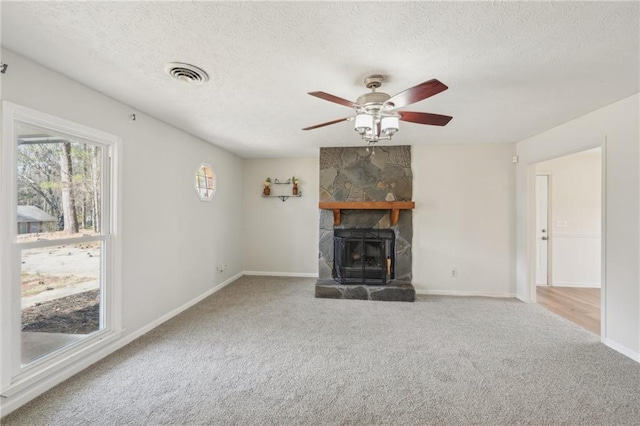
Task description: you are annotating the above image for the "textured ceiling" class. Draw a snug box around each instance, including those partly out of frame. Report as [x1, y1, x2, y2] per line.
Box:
[1, 2, 638, 158]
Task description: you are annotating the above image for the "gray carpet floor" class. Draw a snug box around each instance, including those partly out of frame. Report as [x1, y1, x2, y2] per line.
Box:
[3, 276, 640, 425]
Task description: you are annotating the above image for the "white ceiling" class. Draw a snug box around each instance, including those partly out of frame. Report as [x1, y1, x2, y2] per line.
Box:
[2, 1, 638, 159]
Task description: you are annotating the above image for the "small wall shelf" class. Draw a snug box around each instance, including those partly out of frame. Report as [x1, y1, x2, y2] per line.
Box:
[319, 201, 415, 226]
[263, 194, 303, 202]
[263, 177, 301, 201]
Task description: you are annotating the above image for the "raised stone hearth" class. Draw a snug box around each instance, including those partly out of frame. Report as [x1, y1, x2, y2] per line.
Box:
[316, 280, 415, 302]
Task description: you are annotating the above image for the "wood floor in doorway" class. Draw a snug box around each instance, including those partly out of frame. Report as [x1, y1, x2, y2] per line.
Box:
[536, 286, 600, 336]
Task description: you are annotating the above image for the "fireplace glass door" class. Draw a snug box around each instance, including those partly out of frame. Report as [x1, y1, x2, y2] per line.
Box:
[334, 229, 394, 285]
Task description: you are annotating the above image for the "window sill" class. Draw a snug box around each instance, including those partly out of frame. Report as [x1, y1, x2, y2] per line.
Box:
[1, 329, 122, 399]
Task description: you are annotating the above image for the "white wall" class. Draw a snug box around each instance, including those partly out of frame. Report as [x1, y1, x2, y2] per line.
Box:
[516, 93, 640, 360]
[412, 144, 516, 297]
[242, 158, 319, 276]
[1, 49, 244, 411]
[536, 149, 601, 287]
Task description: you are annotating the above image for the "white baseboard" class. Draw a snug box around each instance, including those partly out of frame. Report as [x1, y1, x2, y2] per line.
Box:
[603, 338, 640, 363]
[243, 271, 318, 278]
[0, 272, 243, 417]
[415, 289, 516, 298]
[124, 271, 243, 341]
[549, 282, 601, 288]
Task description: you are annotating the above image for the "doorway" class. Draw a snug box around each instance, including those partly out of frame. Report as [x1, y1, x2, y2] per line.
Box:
[533, 148, 602, 335]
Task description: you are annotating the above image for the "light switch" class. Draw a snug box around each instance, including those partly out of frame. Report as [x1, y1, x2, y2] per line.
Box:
[555, 220, 568, 228]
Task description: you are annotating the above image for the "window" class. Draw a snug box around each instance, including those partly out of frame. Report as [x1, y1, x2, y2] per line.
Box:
[1, 102, 121, 392]
[195, 163, 216, 201]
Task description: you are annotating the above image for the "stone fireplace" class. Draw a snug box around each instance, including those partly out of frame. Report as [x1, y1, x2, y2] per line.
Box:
[316, 146, 415, 302]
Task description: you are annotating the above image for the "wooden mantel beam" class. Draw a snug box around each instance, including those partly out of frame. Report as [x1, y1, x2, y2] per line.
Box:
[319, 201, 415, 226]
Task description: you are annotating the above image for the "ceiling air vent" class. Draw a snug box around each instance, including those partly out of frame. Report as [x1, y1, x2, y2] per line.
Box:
[164, 62, 209, 85]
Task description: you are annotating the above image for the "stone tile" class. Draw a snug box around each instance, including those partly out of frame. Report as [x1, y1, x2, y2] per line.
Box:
[381, 164, 404, 180]
[347, 185, 365, 201]
[341, 148, 360, 167]
[355, 147, 370, 158]
[334, 172, 351, 192]
[397, 211, 413, 242]
[343, 286, 369, 300]
[340, 210, 385, 228]
[395, 236, 410, 254]
[395, 251, 412, 281]
[390, 178, 412, 201]
[370, 148, 390, 170]
[315, 285, 343, 299]
[377, 213, 391, 229]
[319, 167, 338, 192]
[388, 145, 411, 167]
[318, 231, 334, 262]
[342, 158, 380, 189]
[334, 188, 349, 201]
[319, 211, 334, 231]
[369, 285, 415, 302]
[319, 188, 332, 202]
[364, 187, 387, 201]
[319, 148, 342, 169]
[318, 259, 333, 279]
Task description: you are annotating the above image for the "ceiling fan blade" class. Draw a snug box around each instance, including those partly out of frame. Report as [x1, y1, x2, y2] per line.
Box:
[399, 111, 453, 126]
[386, 79, 448, 109]
[302, 117, 352, 131]
[308, 91, 361, 108]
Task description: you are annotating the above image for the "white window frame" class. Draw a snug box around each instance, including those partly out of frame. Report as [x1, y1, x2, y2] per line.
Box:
[0, 102, 122, 397]
[195, 163, 217, 201]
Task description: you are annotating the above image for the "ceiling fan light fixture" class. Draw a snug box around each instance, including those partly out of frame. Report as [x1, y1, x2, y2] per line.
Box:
[354, 114, 373, 135]
[381, 116, 399, 136]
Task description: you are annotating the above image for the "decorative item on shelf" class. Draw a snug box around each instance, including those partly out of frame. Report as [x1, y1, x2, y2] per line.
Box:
[263, 177, 271, 196]
[292, 176, 300, 195]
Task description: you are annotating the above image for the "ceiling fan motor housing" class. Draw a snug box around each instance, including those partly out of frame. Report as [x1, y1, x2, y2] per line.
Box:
[358, 75, 393, 113]
[356, 92, 391, 110]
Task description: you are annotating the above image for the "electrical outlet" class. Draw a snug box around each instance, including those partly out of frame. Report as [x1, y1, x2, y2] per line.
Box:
[451, 269, 457, 278]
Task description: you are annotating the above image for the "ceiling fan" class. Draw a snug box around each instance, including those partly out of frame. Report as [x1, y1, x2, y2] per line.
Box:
[302, 74, 452, 145]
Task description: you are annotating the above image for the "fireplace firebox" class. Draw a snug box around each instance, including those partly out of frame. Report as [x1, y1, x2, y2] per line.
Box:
[333, 229, 395, 285]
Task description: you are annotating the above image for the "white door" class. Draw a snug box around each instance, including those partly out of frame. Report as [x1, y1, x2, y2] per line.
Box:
[535, 175, 549, 285]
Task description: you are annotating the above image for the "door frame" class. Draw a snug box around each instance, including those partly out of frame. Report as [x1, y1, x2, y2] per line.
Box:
[535, 173, 551, 287]
[526, 143, 606, 340]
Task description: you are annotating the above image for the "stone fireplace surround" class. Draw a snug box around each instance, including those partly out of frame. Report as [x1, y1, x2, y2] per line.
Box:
[316, 146, 415, 302]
